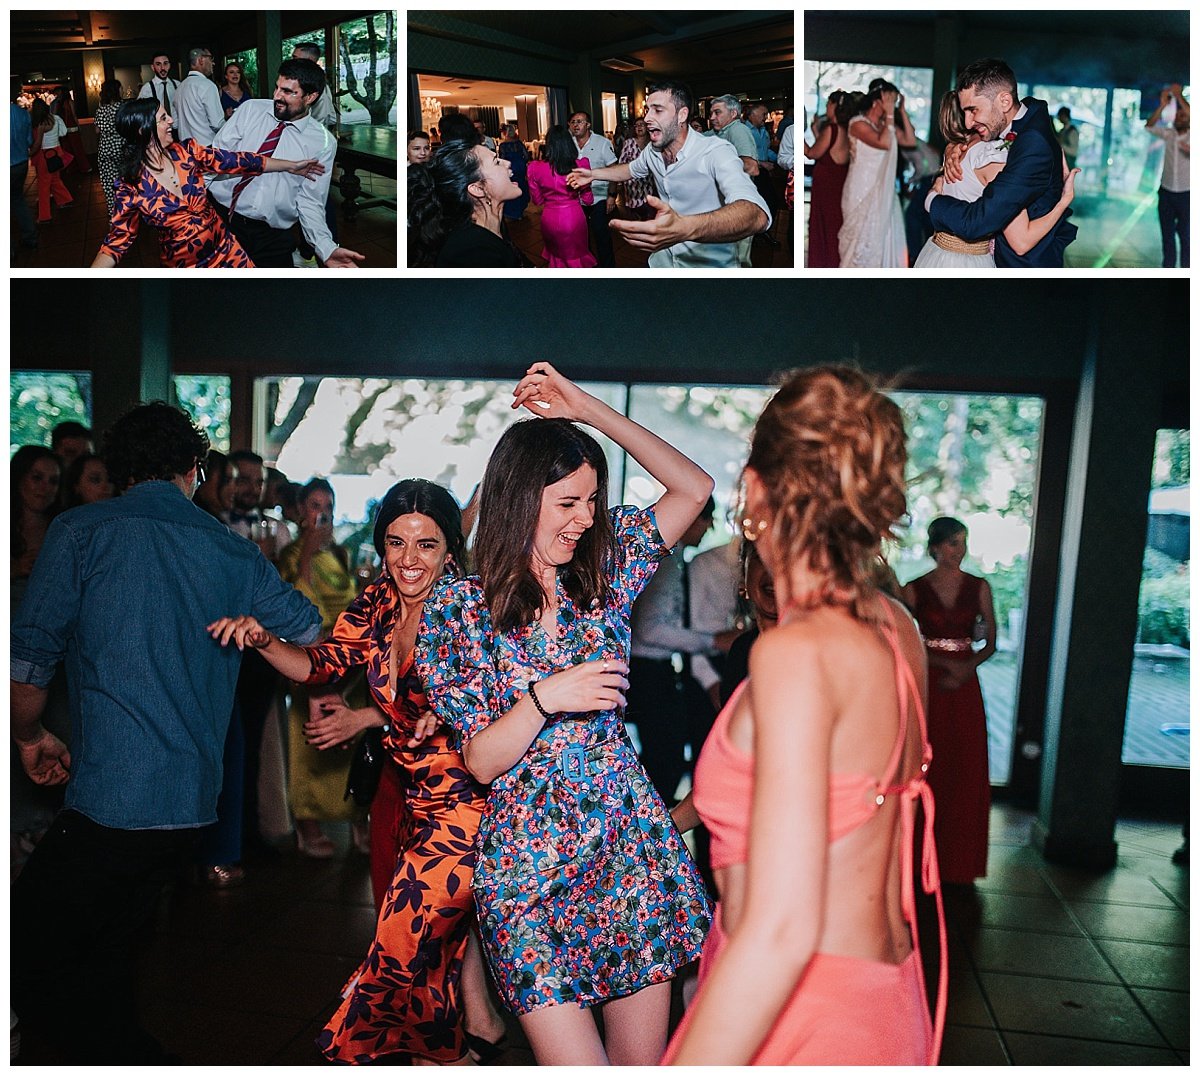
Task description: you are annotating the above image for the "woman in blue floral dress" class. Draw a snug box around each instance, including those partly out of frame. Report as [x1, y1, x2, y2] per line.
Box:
[416, 362, 713, 1065]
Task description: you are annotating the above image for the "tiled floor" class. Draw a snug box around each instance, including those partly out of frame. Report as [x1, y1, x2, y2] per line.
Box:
[11, 159, 397, 269]
[800, 187, 1180, 269]
[12, 803, 1187, 1065]
[506, 204, 795, 269]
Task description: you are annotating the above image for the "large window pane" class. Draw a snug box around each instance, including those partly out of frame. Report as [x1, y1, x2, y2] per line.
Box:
[335, 11, 397, 128]
[173, 375, 232, 453]
[805, 61, 935, 142]
[1123, 429, 1189, 769]
[892, 392, 1045, 786]
[257, 377, 626, 529]
[10, 371, 92, 455]
[625, 385, 776, 550]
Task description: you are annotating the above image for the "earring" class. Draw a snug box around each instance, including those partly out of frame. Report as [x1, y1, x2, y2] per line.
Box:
[741, 517, 767, 543]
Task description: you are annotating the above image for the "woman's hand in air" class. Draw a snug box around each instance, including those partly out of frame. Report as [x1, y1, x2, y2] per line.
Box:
[511, 362, 596, 423]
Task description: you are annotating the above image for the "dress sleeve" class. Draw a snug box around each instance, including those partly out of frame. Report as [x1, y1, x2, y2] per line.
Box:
[415, 577, 502, 748]
[527, 162, 545, 205]
[303, 582, 378, 684]
[97, 181, 142, 262]
[188, 139, 265, 176]
[609, 505, 669, 604]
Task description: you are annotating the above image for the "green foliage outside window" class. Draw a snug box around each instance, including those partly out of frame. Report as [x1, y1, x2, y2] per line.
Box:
[173, 376, 232, 452]
[10, 372, 91, 455]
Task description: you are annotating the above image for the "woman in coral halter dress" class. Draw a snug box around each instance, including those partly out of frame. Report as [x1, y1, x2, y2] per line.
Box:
[663, 366, 946, 1066]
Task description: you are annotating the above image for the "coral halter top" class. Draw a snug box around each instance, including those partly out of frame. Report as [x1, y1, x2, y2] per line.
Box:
[691, 598, 948, 1059]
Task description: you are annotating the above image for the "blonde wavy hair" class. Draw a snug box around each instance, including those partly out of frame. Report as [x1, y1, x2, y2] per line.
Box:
[745, 366, 908, 621]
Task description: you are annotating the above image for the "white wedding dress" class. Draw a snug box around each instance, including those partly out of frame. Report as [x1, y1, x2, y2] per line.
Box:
[913, 139, 1008, 269]
[838, 116, 907, 268]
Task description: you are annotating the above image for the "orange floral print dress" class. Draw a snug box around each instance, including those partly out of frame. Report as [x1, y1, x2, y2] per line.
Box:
[97, 139, 263, 268]
[307, 574, 488, 1064]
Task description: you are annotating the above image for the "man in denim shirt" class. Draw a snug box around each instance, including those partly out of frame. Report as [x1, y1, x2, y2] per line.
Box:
[10, 402, 321, 1063]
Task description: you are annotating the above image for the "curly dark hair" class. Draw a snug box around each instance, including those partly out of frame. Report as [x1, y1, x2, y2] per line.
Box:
[745, 366, 908, 622]
[475, 418, 616, 635]
[407, 140, 485, 264]
[101, 401, 209, 491]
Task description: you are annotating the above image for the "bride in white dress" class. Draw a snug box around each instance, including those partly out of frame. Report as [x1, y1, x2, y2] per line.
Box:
[838, 83, 914, 267]
[914, 92, 1078, 268]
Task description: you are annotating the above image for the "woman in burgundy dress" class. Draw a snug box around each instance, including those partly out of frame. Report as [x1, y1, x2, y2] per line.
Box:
[526, 124, 596, 268]
[804, 91, 851, 268]
[903, 517, 996, 885]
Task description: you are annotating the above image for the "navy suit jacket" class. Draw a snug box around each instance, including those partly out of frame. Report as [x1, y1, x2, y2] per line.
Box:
[928, 98, 1077, 268]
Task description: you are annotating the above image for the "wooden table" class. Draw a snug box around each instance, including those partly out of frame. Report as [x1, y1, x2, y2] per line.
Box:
[334, 125, 397, 220]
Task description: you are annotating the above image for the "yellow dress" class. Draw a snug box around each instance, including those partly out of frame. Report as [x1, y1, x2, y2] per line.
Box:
[277, 542, 362, 821]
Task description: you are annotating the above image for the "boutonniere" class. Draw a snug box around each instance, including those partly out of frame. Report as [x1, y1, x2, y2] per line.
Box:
[1000, 131, 1018, 151]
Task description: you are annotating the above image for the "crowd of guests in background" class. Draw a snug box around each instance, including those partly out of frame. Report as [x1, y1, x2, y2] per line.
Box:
[11, 43, 364, 269]
[11, 375, 1002, 1065]
[407, 78, 792, 269]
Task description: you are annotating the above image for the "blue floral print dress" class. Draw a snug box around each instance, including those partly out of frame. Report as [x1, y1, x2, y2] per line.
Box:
[416, 505, 712, 1014]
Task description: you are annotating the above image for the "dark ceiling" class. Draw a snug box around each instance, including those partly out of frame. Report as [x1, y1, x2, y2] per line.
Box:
[408, 10, 794, 83]
[805, 9, 1188, 42]
[10, 10, 375, 54]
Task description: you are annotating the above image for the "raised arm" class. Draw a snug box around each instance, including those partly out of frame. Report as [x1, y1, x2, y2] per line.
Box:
[803, 121, 834, 162]
[511, 362, 713, 546]
[566, 162, 633, 188]
[207, 613, 315, 680]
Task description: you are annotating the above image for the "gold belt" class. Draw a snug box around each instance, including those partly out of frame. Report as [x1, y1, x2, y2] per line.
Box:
[932, 231, 991, 256]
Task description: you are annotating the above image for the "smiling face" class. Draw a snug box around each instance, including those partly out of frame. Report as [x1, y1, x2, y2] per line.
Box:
[407, 135, 431, 164]
[383, 513, 449, 600]
[76, 458, 114, 504]
[155, 105, 175, 148]
[273, 76, 317, 121]
[21, 457, 61, 514]
[531, 464, 598, 572]
[957, 85, 1012, 142]
[233, 460, 263, 513]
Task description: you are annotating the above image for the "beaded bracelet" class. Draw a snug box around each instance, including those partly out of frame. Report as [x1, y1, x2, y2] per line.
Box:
[527, 681, 552, 720]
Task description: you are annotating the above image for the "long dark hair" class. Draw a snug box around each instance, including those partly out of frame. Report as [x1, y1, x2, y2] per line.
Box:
[29, 98, 52, 131]
[545, 124, 577, 177]
[115, 97, 169, 183]
[408, 140, 484, 262]
[99, 79, 122, 106]
[62, 452, 111, 510]
[372, 479, 466, 577]
[475, 419, 616, 634]
[11, 446, 61, 562]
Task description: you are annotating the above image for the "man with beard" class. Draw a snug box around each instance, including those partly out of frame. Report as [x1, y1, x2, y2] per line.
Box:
[568, 79, 769, 267]
[926, 58, 1076, 268]
[209, 58, 363, 268]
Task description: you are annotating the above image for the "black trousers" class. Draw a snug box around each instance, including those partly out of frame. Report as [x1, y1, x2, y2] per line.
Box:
[1158, 186, 1189, 268]
[626, 657, 687, 802]
[583, 200, 615, 267]
[11, 809, 196, 1063]
[212, 197, 296, 268]
[236, 648, 282, 846]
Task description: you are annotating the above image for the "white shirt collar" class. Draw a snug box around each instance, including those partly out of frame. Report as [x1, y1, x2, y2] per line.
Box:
[1000, 102, 1028, 140]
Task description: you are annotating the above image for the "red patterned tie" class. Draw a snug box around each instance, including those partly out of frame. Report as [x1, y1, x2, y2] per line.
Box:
[228, 121, 286, 215]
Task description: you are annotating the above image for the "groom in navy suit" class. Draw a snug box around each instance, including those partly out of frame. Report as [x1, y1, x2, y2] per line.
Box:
[926, 58, 1076, 267]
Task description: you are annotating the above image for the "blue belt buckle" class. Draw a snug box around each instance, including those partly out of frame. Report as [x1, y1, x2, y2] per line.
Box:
[560, 746, 587, 781]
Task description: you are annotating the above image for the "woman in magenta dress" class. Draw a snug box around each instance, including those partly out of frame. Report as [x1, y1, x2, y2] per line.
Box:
[526, 124, 596, 268]
[91, 98, 324, 269]
[903, 516, 996, 885]
[804, 91, 851, 268]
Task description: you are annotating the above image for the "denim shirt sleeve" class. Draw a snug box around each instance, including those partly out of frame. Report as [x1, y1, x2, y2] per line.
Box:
[11, 518, 82, 687]
[249, 553, 323, 645]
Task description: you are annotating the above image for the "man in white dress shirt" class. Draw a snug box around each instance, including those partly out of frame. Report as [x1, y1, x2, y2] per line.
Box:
[291, 42, 337, 131]
[137, 52, 180, 116]
[568, 110, 617, 266]
[172, 47, 224, 146]
[568, 79, 769, 267]
[209, 59, 364, 269]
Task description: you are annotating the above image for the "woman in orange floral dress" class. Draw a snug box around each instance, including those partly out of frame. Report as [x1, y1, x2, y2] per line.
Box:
[208, 480, 506, 1064]
[92, 98, 324, 269]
